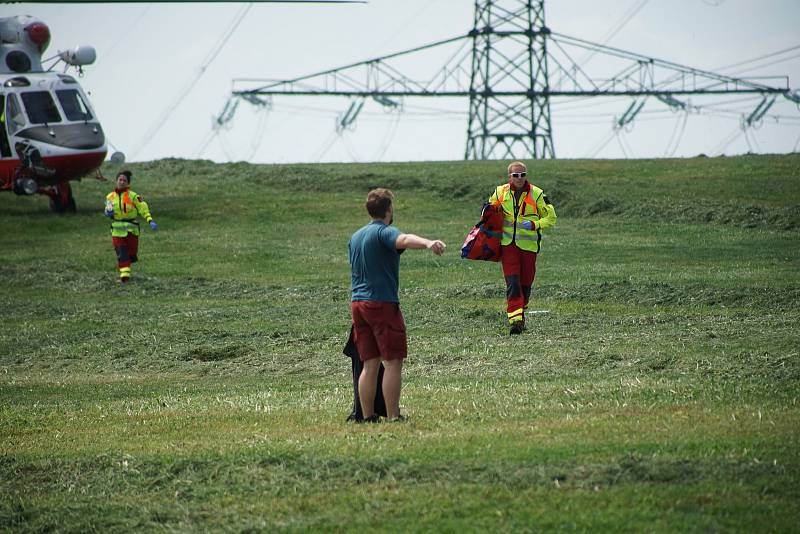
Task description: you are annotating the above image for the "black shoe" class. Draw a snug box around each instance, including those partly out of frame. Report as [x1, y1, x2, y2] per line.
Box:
[357, 414, 381, 424]
[387, 415, 407, 423]
[509, 321, 524, 335]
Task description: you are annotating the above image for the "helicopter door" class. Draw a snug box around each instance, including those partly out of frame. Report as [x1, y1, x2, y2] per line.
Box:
[4, 93, 26, 150]
[0, 94, 11, 158]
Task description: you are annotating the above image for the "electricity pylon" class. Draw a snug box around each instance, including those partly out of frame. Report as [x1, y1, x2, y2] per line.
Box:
[224, 0, 797, 160]
[466, 0, 554, 159]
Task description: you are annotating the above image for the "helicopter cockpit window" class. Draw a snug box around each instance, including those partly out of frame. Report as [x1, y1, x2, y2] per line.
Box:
[56, 89, 93, 121]
[20, 91, 62, 125]
[5, 93, 26, 134]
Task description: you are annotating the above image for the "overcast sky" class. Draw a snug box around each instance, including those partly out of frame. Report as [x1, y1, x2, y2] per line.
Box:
[10, 0, 800, 163]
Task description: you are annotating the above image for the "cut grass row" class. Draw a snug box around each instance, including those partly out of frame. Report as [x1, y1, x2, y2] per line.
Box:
[1, 154, 798, 531]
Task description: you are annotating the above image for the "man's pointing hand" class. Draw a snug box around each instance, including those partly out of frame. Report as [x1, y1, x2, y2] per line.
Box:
[428, 240, 446, 256]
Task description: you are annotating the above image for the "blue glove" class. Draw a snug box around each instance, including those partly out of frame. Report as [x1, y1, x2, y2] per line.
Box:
[519, 220, 535, 230]
[149, 221, 158, 231]
[104, 209, 114, 218]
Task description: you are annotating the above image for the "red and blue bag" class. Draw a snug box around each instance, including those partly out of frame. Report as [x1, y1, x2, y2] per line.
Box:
[461, 202, 503, 262]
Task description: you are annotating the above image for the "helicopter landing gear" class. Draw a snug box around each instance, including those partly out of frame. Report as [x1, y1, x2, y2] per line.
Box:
[12, 176, 38, 196]
[47, 182, 76, 214]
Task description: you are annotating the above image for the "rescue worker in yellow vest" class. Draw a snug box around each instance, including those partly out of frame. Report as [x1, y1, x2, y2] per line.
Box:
[487, 161, 557, 335]
[104, 170, 156, 283]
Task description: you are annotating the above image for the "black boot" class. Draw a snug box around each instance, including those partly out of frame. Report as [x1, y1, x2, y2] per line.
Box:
[509, 321, 524, 335]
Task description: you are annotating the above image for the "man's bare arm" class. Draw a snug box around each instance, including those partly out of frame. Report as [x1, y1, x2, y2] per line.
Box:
[395, 234, 446, 255]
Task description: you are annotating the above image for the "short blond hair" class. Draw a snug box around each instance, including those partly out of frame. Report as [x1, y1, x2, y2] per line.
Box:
[507, 161, 527, 174]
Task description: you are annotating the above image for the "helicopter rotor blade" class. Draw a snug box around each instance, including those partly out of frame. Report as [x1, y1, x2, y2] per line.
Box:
[3, 1, 368, 3]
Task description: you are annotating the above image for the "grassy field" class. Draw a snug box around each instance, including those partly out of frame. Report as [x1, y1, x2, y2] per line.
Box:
[1, 155, 799, 532]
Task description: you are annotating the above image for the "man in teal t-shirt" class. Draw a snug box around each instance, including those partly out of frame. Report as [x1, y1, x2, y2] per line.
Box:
[348, 188, 446, 422]
[349, 220, 401, 302]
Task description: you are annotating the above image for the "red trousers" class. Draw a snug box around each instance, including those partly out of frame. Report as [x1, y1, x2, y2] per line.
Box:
[112, 234, 139, 268]
[500, 243, 537, 323]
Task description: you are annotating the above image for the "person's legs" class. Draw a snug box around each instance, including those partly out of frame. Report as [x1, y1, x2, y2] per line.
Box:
[353, 301, 406, 420]
[352, 301, 383, 419]
[128, 234, 139, 263]
[381, 359, 403, 419]
[112, 236, 131, 282]
[358, 358, 382, 419]
[520, 250, 538, 313]
[371, 303, 407, 420]
[501, 244, 524, 325]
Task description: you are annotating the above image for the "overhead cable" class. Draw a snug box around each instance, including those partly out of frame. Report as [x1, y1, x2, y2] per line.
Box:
[571, 0, 650, 71]
[663, 110, 689, 157]
[588, 130, 616, 158]
[726, 52, 800, 78]
[374, 0, 442, 54]
[712, 125, 744, 155]
[715, 43, 800, 72]
[103, 5, 152, 63]
[131, 3, 253, 160]
[615, 132, 632, 158]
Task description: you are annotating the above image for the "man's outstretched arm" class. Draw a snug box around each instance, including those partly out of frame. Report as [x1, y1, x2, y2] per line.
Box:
[395, 234, 446, 255]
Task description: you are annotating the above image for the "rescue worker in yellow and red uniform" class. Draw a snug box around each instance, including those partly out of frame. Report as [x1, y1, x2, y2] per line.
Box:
[487, 161, 557, 335]
[104, 170, 157, 283]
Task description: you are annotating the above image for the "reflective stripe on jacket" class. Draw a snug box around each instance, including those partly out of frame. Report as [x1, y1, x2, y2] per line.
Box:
[106, 189, 153, 237]
[488, 182, 557, 253]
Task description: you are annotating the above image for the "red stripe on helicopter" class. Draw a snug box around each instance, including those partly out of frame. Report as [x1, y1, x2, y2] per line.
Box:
[0, 150, 107, 183]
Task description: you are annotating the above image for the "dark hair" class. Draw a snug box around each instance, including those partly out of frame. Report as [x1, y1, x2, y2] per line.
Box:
[117, 170, 132, 184]
[365, 188, 394, 218]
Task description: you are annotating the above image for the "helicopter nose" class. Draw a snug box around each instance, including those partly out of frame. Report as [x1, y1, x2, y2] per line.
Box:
[16, 123, 105, 150]
[58, 123, 105, 150]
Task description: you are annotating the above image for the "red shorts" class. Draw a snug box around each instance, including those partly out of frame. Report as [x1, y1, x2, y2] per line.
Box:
[351, 301, 407, 362]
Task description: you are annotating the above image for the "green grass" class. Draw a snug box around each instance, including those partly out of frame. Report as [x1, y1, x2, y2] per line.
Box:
[1, 154, 799, 532]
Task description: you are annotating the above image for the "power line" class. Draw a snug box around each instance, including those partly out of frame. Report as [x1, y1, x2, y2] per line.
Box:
[340, 133, 361, 162]
[194, 130, 218, 158]
[726, 52, 800, 78]
[712, 125, 744, 155]
[131, 3, 253, 160]
[374, 0, 442, 54]
[311, 131, 339, 162]
[715, 43, 800, 72]
[564, 0, 650, 76]
[102, 5, 152, 62]
[372, 111, 402, 161]
[619, 130, 635, 156]
[615, 132, 630, 158]
[663, 110, 688, 157]
[588, 130, 616, 158]
[747, 127, 761, 152]
[244, 106, 270, 161]
[224, 1, 798, 161]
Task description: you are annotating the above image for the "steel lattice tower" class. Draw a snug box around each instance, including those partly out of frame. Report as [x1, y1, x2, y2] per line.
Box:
[226, 1, 795, 161]
[466, 0, 554, 160]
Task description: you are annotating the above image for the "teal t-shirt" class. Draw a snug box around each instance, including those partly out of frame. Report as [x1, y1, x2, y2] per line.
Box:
[349, 221, 402, 302]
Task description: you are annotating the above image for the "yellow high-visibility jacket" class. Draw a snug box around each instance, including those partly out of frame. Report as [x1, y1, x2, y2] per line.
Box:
[488, 182, 557, 253]
[105, 189, 153, 237]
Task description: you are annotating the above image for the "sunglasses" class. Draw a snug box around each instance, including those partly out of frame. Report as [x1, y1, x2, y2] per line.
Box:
[510, 172, 527, 178]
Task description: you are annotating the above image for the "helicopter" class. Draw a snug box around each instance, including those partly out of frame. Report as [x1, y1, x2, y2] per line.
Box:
[0, 15, 109, 213]
[1, 3, 366, 213]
